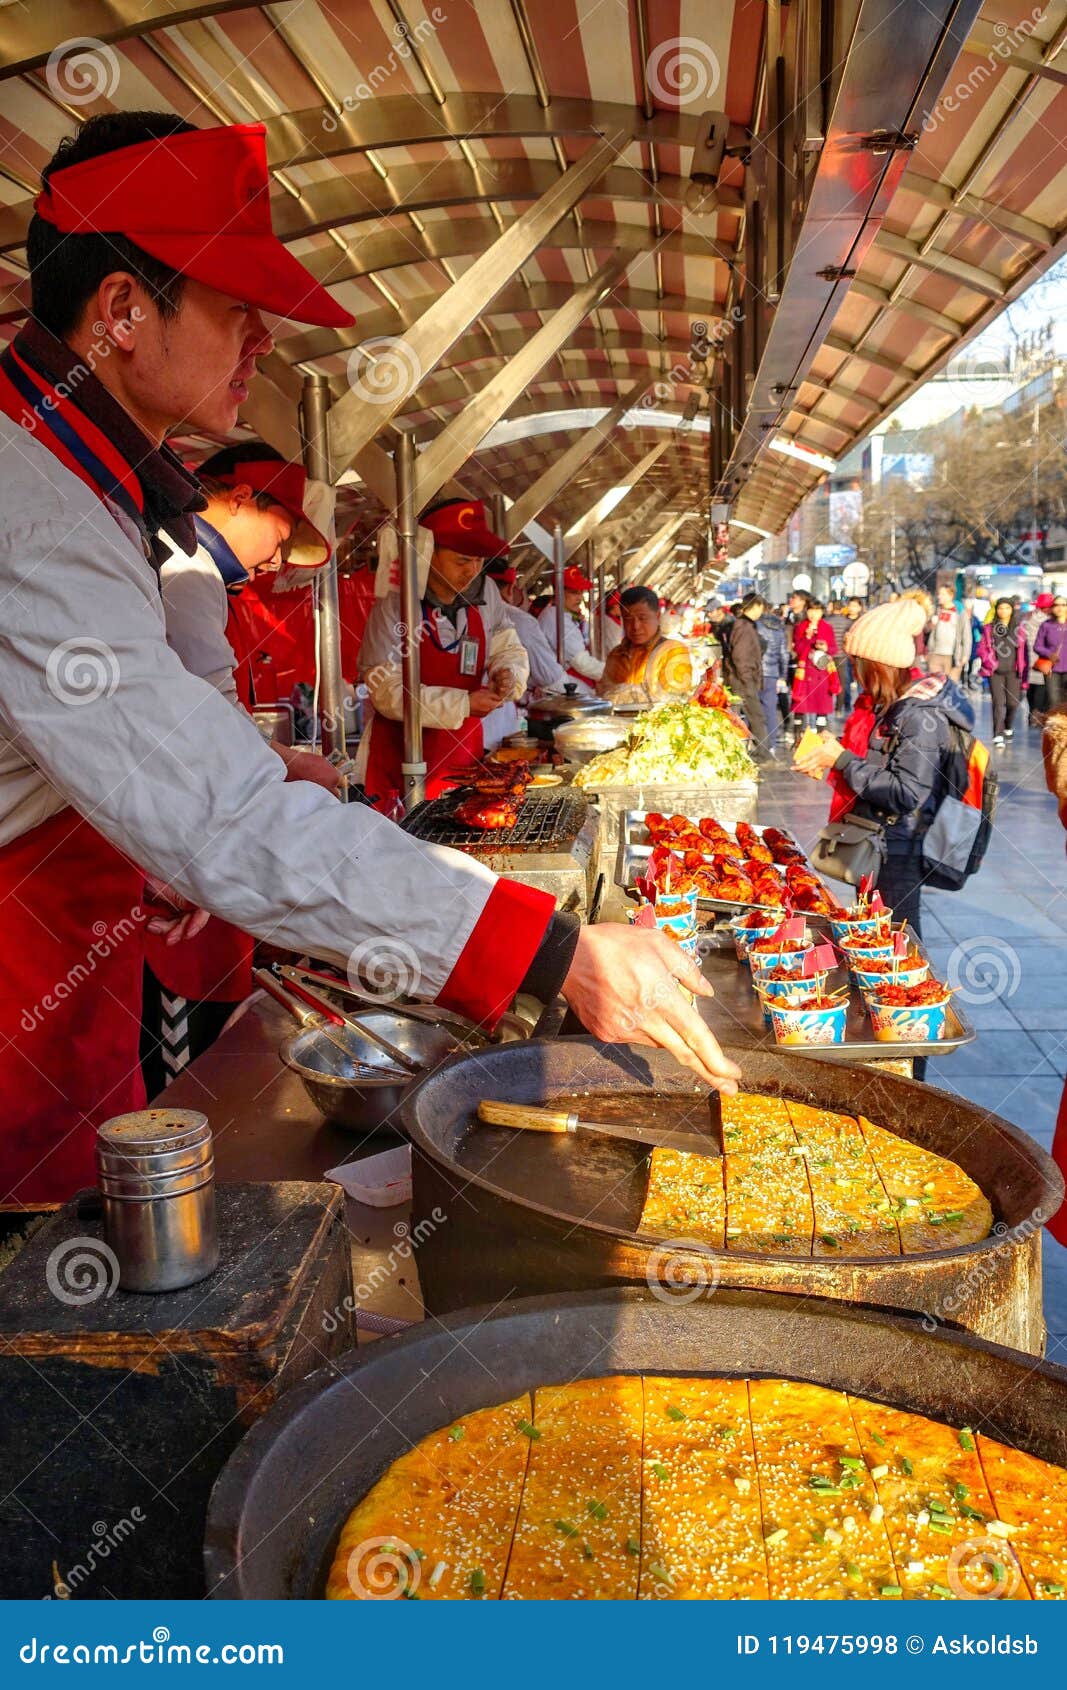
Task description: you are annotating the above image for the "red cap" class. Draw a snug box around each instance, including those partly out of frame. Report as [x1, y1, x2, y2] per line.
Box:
[34, 124, 354, 330]
[1036, 592, 1055, 610]
[421, 499, 508, 558]
[487, 561, 517, 586]
[563, 564, 593, 592]
[216, 459, 330, 568]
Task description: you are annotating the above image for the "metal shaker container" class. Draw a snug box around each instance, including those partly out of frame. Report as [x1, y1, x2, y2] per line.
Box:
[96, 1109, 219, 1293]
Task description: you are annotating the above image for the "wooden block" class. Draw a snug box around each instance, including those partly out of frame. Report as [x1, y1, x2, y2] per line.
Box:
[640, 1376, 767, 1598]
[327, 1394, 532, 1600]
[503, 1376, 643, 1599]
[748, 1379, 898, 1599]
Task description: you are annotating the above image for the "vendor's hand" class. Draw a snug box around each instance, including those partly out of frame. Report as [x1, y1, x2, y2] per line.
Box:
[277, 745, 343, 794]
[794, 732, 843, 776]
[489, 666, 515, 697]
[468, 686, 507, 718]
[143, 876, 211, 946]
[560, 926, 742, 1093]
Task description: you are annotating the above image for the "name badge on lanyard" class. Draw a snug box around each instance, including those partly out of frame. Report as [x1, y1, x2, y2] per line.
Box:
[459, 636, 480, 677]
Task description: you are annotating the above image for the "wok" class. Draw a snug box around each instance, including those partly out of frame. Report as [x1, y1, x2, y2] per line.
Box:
[204, 1286, 1067, 1599]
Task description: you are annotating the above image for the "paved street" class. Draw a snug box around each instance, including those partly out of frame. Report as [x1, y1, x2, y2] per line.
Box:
[753, 696, 1067, 1361]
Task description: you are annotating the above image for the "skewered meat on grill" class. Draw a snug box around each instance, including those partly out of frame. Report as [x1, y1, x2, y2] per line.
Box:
[453, 795, 522, 831]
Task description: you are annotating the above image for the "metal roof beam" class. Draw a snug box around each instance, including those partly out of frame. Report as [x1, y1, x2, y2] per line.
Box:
[412, 256, 627, 510]
[966, 20, 1067, 88]
[874, 230, 1006, 300]
[327, 131, 628, 478]
[504, 377, 652, 542]
[902, 170, 1054, 250]
[268, 93, 703, 166]
[562, 439, 672, 558]
[823, 333, 906, 379]
[629, 515, 688, 585]
[280, 285, 723, 368]
[847, 278, 960, 336]
[0, 2, 250, 75]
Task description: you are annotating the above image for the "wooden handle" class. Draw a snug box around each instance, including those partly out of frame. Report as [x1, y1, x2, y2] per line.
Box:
[477, 1100, 576, 1134]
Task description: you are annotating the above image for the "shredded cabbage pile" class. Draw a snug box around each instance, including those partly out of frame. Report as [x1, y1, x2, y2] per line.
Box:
[573, 701, 757, 788]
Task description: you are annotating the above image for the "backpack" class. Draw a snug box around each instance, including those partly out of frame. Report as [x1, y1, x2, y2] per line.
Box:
[921, 723, 998, 890]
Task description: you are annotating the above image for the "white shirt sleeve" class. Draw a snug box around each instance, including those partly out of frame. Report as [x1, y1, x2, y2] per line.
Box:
[0, 508, 514, 1000]
[507, 605, 568, 693]
[159, 540, 240, 706]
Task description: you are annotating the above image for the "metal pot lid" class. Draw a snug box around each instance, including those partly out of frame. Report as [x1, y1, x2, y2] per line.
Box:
[527, 692, 611, 721]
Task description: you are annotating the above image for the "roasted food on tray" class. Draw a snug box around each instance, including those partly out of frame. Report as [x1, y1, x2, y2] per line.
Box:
[638, 1094, 992, 1256]
[326, 1373, 1067, 1600]
[452, 794, 523, 831]
[447, 760, 532, 830]
[784, 861, 842, 914]
[638, 815, 828, 911]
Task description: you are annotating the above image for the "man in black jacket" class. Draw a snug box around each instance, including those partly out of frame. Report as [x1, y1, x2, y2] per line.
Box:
[724, 592, 771, 760]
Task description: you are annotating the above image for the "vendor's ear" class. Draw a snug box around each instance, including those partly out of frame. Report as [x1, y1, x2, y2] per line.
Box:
[92, 273, 141, 349]
[227, 481, 256, 513]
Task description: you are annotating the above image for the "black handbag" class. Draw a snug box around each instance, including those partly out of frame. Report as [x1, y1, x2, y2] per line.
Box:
[810, 812, 888, 886]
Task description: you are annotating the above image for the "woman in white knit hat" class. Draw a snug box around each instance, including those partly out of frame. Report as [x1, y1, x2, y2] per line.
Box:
[795, 597, 975, 942]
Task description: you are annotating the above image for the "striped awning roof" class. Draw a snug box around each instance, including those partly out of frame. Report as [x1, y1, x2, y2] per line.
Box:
[1, 1, 1064, 575]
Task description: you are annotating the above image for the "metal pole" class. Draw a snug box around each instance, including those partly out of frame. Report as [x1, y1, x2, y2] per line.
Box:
[300, 372, 346, 759]
[553, 520, 566, 665]
[1032, 400, 1040, 572]
[396, 431, 427, 812]
[596, 557, 608, 660]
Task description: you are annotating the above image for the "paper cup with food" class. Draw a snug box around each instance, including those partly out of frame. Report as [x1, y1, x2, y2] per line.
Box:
[769, 994, 849, 1046]
[853, 954, 930, 1001]
[866, 979, 951, 1042]
[747, 914, 812, 976]
[731, 909, 786, 960]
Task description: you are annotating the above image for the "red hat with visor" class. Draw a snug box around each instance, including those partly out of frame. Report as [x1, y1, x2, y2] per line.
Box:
[562, 564, 593, 592]
[213, 458, 331, 569]
[34, 123, 354, 330]
[421, 499, 508, 559]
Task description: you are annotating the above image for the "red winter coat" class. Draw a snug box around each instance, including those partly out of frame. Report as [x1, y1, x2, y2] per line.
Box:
[792, 617, 839, 715]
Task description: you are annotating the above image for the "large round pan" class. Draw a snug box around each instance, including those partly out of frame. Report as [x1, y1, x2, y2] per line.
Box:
[204, 1286, 1067, 1599]
[400, 1038, 1062, 1351]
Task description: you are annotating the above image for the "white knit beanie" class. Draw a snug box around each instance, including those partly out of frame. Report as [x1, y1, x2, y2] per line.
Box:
[844, 598, 927, 668]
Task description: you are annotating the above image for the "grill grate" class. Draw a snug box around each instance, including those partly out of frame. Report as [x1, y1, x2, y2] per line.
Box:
[401, 788, 590, 852]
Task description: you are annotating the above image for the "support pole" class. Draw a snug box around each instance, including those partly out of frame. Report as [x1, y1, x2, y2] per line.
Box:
[396, 430, 427, 813]
[300, 372, 346, 759]
[553, 521, 566, 666]
[596, 557, 608, 661]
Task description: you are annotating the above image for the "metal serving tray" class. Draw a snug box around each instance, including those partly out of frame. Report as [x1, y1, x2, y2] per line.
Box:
[615, 809, 839, 922]
[696, 923, 975, 1062]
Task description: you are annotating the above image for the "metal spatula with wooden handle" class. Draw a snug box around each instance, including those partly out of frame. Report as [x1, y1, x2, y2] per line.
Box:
[476, 1100, 722, 1156]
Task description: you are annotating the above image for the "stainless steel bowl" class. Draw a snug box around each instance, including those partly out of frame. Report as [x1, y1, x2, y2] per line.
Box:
[552, 715, 631, 765]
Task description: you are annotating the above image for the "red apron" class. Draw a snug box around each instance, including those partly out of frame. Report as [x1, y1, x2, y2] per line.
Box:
[142, 590, 255, 1006]
[1049, 1080, 1067, 1247]
[364, 604, 486, 812]
[0, 810, 148, 1207]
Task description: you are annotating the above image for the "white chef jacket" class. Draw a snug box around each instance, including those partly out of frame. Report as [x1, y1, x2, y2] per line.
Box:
[602, 615, 624, 656]
[504, 602, 569, 695]
[536, 603, 604, 682]
[158, 534, 241, 706]
[0, 413, 527, 1002]
[356, 578, 528, 763]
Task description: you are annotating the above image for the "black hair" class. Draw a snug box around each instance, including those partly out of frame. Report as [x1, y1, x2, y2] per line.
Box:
[741, 591, 765, 613]
[484, 556, 512, 579]
[28, 111, 197, 338]
[420, 496, 469, 520]
[619, 585, 659, 614]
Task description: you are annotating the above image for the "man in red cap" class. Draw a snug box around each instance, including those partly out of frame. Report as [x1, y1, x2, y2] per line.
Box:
[358, 498, 530, 809]
[537, 565, 604, 688]
[0, 112, 737, 1203]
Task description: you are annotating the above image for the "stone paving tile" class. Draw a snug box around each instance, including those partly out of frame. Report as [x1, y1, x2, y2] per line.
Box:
[927, 1029, 1055, 1079]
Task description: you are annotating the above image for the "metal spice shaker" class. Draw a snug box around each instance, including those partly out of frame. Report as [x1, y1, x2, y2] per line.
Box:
[96, 1109, 219, 1293]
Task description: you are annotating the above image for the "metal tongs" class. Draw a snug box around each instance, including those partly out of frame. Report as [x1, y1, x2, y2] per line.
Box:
[253, 968, 411, 1080]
